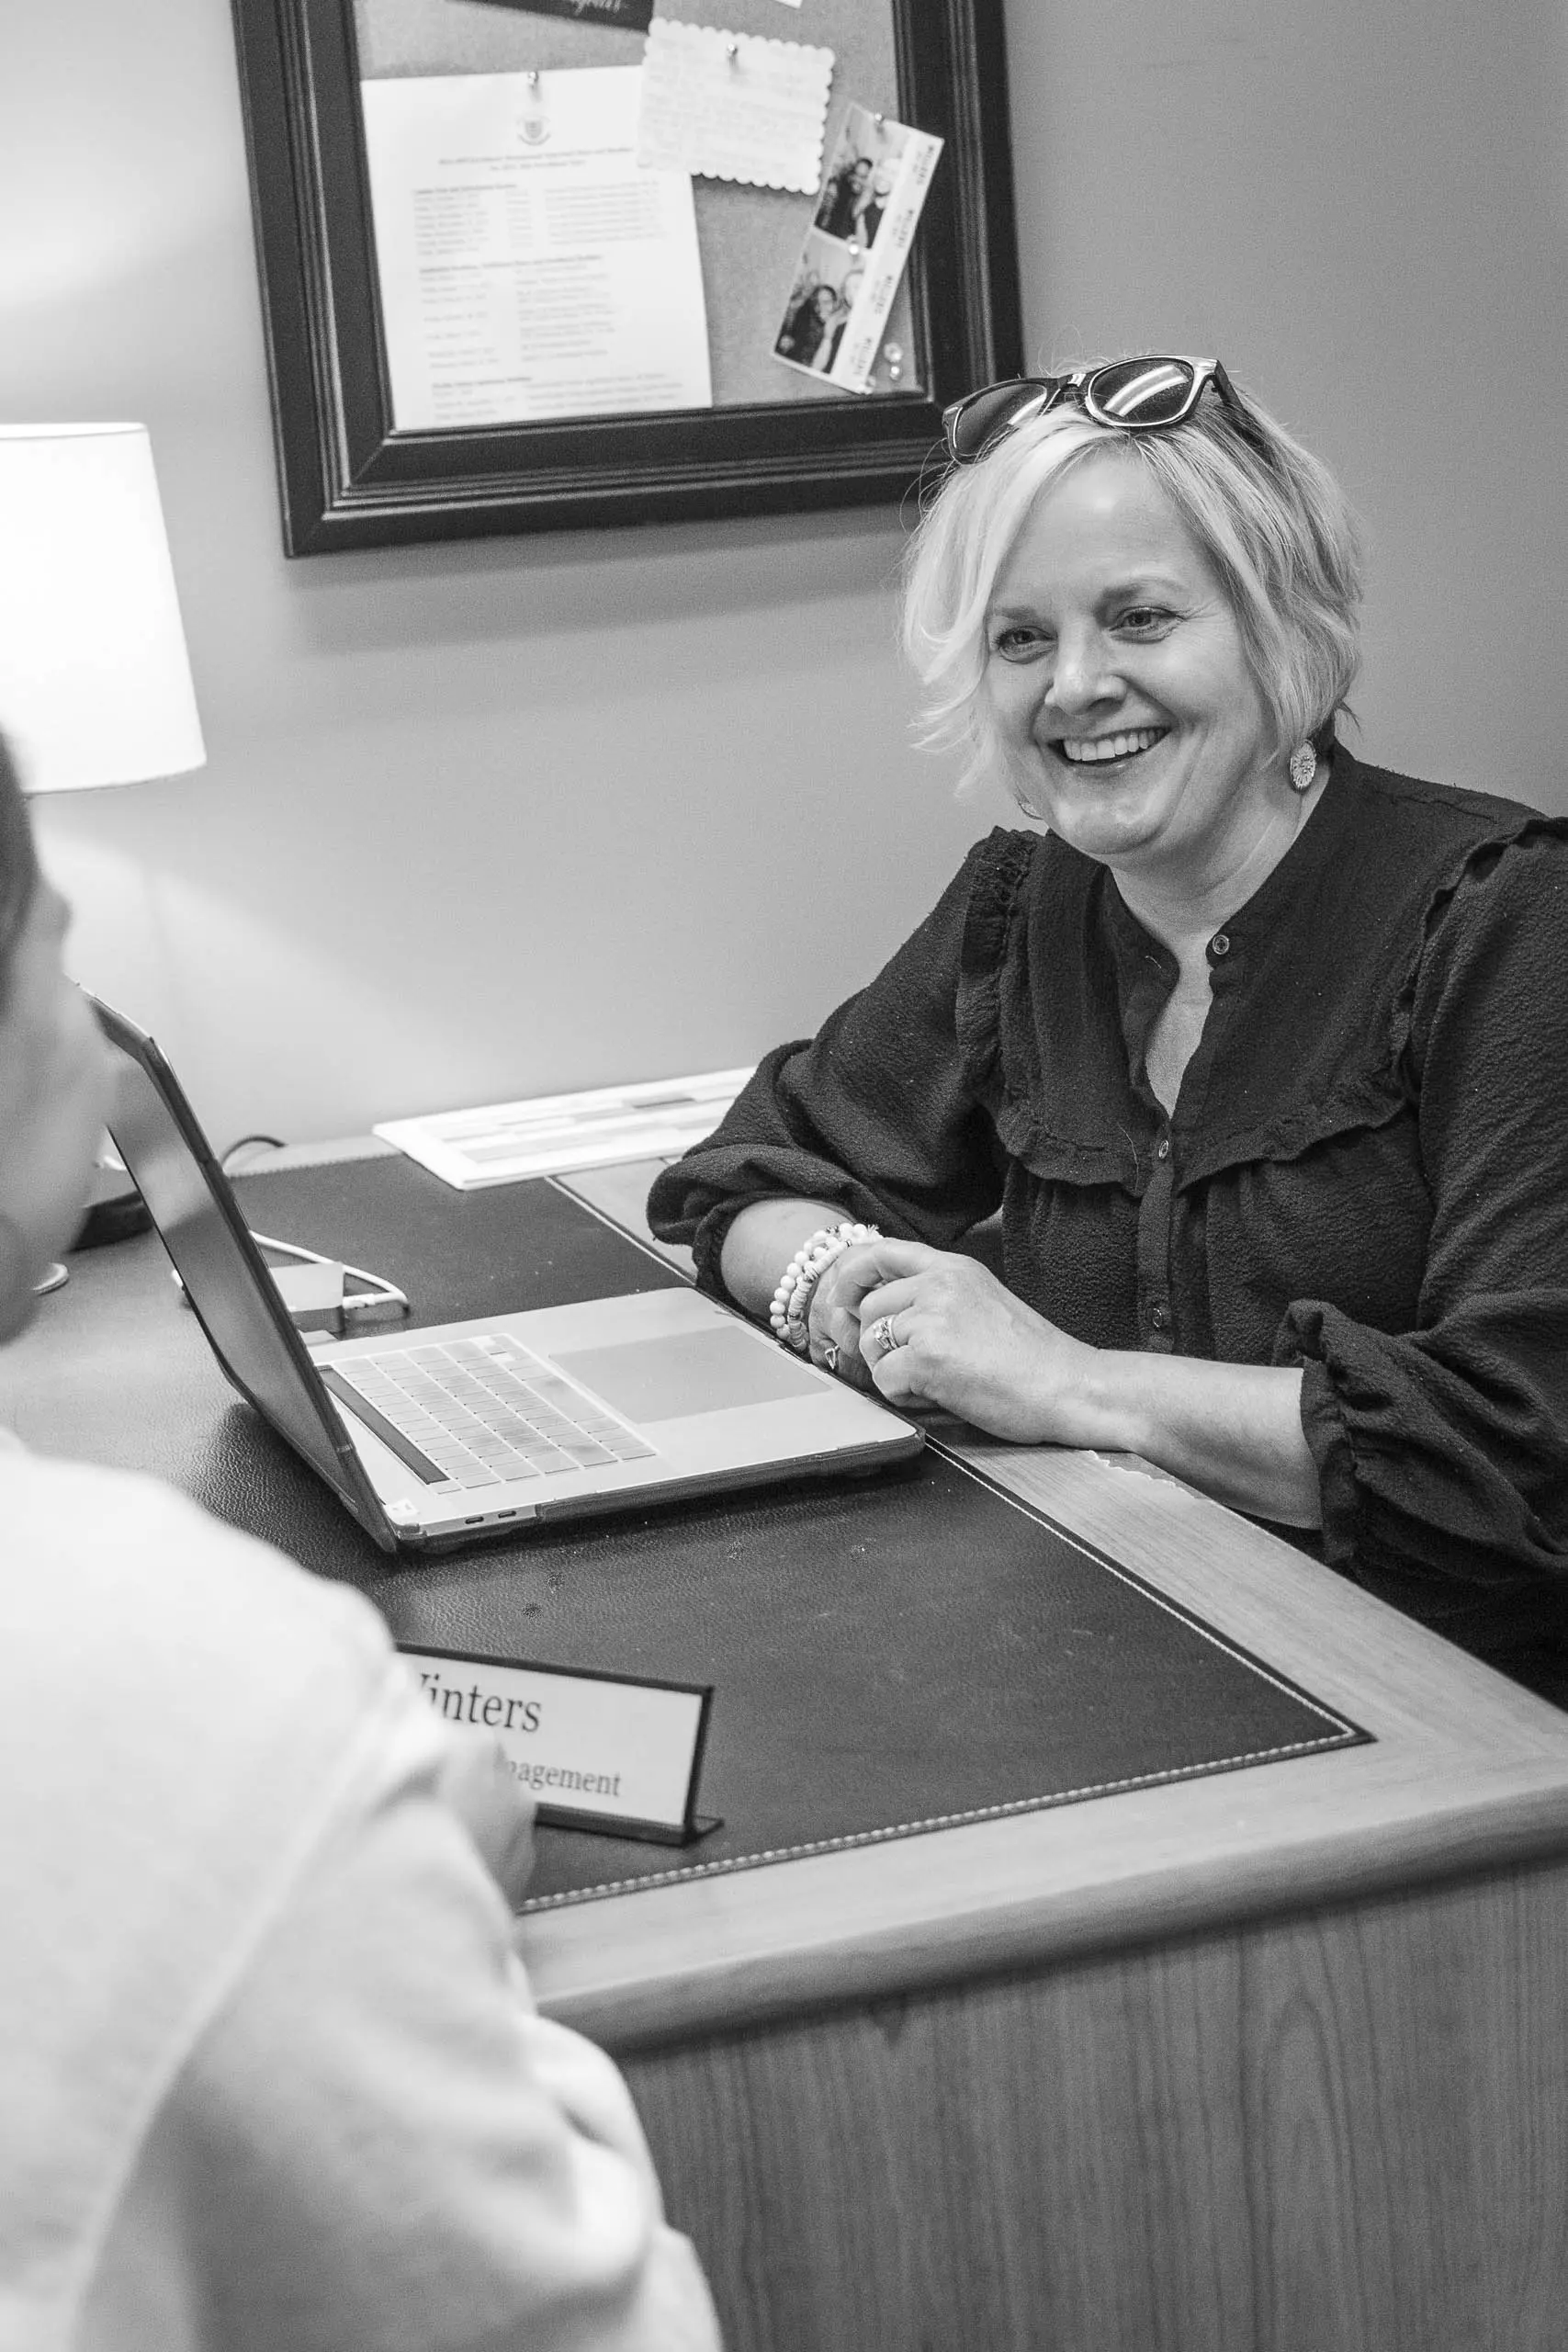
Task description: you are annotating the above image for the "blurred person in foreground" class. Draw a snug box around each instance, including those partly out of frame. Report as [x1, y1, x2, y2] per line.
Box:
[0, 735, 720, 2349]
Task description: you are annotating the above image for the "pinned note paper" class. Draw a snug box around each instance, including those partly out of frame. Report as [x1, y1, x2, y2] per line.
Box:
[635, 20, 834, 195]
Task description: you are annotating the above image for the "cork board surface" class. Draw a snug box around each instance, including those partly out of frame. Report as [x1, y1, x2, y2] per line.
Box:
[355, 0, 921, 408]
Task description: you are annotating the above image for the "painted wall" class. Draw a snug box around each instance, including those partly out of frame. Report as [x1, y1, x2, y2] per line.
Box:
[2, 0, 1562, 1147]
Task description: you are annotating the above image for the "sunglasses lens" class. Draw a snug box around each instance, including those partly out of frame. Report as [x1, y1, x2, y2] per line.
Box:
[949, 380, 1054, 461]
[1086, 357, 1201, 425]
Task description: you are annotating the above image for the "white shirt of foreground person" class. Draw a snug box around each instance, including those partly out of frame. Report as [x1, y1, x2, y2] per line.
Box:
[0, 1432, 721, 2352]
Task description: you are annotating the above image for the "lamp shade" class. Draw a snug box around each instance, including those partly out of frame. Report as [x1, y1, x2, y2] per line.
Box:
[0, 423, 205, 794]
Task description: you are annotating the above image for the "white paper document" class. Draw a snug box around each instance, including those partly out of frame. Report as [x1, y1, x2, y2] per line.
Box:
[635, 20, 834, 194]
[374, 1067, 753, 1189]
[360, 67, 712, 428]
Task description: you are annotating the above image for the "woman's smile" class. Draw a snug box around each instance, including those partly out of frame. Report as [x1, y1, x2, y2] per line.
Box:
[1054, 725, 1170, 767]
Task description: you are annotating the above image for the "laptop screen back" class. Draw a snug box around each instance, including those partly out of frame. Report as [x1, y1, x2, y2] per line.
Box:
[94, 999, 378, 1526]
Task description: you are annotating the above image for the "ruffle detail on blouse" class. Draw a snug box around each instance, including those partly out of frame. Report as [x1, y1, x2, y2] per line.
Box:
[987, 1102, 1134, 1188]
[954, 829, 1140, 1187]
[1181, 798, 1565, 1186]
[953, 827, 1035, 1105]
[1382, 807, 1568, 1072]
[1174, 1070, 1413, 1190]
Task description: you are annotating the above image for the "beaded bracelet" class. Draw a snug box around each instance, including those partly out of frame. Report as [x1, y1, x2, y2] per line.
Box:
[768, 1222, 880, 1353]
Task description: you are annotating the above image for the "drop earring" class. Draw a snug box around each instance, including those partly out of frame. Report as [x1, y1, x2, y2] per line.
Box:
[1289, 742, 1317, 794]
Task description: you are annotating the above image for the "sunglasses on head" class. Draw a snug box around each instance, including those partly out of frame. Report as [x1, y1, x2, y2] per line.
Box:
[942, 356, 1241, 467]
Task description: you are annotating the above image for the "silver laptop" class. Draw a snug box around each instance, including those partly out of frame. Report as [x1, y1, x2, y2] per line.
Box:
[95, 999, 922, 1555]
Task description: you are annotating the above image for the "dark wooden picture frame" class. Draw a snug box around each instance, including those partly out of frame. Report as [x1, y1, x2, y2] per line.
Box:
[227, 0, 1022, 553]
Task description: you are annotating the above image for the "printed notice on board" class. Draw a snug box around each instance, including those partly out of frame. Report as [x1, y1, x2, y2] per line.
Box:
[361, 67, 713, 428]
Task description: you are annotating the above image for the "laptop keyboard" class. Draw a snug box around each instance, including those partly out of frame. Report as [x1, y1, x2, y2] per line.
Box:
[330, 1334, 657, 1490]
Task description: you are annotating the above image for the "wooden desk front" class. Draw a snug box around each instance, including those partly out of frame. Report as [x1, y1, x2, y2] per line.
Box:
[9, 1148, 1568, 2350]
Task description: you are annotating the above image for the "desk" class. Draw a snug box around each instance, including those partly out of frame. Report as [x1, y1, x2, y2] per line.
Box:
[9, 1148, 1568, 2350]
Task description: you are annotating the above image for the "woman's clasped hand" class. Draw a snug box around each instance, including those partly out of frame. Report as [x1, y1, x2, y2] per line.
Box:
[806, 1235, 1100, 1447]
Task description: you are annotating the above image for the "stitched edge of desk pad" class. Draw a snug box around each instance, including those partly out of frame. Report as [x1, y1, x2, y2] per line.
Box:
[518, 1450, 1370, 1915]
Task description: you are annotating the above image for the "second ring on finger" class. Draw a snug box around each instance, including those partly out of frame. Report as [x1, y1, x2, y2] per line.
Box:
[866, 1313, 903, 1360]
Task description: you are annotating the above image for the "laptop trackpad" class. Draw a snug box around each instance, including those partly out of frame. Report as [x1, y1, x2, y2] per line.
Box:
[552, 1327, 827, 1422]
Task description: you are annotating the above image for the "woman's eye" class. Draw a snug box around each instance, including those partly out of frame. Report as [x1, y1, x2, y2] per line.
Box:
[1117, 605, 1173, 636]
[990, 625, 1049, 661]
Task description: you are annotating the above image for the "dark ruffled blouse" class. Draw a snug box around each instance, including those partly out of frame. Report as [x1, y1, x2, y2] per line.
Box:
[649, 748, 1568, 1690]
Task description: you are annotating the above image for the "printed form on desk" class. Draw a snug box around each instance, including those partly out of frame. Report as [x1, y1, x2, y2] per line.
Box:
[373, 1068, 752, 1190]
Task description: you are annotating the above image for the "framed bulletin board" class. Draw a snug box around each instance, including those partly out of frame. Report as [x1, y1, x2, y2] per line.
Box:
[228, 0, 1021, 552]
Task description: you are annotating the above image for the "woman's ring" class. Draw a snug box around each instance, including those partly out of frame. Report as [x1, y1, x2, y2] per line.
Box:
[868, 1315, 901, 1358]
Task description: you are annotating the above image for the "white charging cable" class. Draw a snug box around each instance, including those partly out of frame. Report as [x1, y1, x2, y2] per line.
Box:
[248, 1231, 411, 1317]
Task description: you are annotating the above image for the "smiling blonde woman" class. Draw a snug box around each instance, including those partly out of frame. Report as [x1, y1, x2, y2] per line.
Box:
[650, 357, 1568, 1696]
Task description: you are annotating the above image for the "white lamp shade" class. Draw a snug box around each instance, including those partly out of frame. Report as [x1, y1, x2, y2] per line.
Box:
[0, 424, 205, 794]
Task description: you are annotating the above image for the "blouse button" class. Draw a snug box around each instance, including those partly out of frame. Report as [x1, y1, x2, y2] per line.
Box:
[1150, 1303, 1170, 1331]
[1210, 932, 1231, 958]
[1156, 1136, 1170, 1160]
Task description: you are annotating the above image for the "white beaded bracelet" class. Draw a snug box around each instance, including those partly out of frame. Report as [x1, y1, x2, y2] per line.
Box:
[768, 1222, 880, 1353]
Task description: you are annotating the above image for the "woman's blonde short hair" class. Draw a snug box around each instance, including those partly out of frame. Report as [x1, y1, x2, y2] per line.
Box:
[901, 371, 1364, 797]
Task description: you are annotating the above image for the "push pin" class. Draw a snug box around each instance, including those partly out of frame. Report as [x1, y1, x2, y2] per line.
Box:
[883, 338, 904, 384]
[519, 70, 549, 144]
[725, 38, 739, 62]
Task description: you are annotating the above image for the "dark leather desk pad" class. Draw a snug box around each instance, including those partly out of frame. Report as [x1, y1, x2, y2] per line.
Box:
[9, 1157, 1367, 1909]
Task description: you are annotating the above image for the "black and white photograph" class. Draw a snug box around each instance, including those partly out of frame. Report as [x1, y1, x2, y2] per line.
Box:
[3, 0, 1567, 2346]
[773, 233, 864, 377]
[812, 104, 908, 250]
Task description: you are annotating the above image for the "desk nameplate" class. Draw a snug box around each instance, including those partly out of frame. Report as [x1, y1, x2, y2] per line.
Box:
[400, 1644, 716, 1843]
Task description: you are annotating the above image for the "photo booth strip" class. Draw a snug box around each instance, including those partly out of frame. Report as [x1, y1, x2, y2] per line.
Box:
[772, 101, 942, 395]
